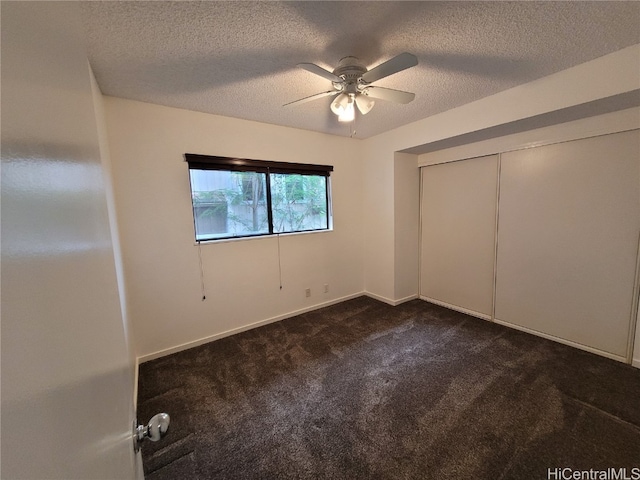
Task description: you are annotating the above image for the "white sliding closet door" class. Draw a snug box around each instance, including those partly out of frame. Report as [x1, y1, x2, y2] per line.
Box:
[495, 130, 640, 359]
[420, 155, 498, 319]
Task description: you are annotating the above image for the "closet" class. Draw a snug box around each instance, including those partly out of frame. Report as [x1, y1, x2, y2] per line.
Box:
[419, 129, 640, 362]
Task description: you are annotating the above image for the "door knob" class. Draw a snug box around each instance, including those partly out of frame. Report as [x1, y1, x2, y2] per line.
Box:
[134, 413, 170, 452]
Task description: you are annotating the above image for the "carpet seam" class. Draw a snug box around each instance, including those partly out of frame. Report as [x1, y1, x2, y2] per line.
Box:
[565, 395, 640, 432]
[146, 450, 196, 476]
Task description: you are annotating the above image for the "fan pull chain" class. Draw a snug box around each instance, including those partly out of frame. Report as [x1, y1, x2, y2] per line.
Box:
[277, 233, 283, 290]
[197, 241, 206, 301]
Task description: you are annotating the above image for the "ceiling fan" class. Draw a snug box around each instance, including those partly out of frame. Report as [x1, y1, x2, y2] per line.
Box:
[284, 52, 418, 122]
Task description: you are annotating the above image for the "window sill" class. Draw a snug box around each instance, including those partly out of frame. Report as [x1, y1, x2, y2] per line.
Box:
[193, 228, 334, 246]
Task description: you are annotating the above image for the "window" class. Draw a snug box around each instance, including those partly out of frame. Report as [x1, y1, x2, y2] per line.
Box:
[185, 154, 333, 241]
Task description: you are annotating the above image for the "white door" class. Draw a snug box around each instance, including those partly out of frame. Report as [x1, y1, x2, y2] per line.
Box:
[495, 130, 640, 361]
[1, 2, 140, 478]
[420, 155, 499, 319]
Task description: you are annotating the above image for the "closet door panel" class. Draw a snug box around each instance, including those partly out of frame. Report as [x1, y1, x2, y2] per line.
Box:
[495, 130, 640, 358]
[420, 155, 498, 318]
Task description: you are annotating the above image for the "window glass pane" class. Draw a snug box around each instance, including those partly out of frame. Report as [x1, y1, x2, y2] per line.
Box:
[190, 169, 268, 240]
[270, 173, 328, 233]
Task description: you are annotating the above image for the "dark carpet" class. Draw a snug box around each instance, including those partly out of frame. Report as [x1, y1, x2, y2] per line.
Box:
[137, 296, 640, 479]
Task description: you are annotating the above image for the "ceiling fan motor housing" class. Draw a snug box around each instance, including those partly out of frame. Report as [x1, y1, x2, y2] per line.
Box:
[332, 56, 368, 93]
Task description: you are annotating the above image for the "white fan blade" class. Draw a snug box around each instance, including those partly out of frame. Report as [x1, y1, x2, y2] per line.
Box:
[361, 52, 418, 84]
[283, 90, 337, 107]
[297, 63, 342, 83]
[363, 86, 415, 104]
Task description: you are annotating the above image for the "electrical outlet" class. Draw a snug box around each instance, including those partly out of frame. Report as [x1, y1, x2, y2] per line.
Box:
[324, 284, 329, 293]
[305, 288, 311, 298]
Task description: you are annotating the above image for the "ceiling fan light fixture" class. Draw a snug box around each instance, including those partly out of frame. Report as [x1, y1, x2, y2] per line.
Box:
[289, 53, 418, 125]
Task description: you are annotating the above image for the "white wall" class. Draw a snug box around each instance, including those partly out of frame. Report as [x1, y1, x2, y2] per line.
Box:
[362, 145, 396, 302]
[1, 2, 138, 477]
[90, 67, 138, 381]
[394, 152, 420, 303]
[90, 68, 145, 479]
[104, 98, 364, 360]
[360, 151, 419, 306]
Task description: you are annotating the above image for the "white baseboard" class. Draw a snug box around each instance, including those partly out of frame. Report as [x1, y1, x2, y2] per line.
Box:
[138, 292, 366, 363]
[632, 359, 640, 369]
[493, 317, 628, 364]
[394, 294, 420, 305]
[365, 292, 419, 306]
[419, 296, 492, 321]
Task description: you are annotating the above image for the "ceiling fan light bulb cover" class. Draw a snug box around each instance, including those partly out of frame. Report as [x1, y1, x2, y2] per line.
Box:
[330, 93, 349, 115]
[355, 95, 375, 115]
[338, 100, 355, 122]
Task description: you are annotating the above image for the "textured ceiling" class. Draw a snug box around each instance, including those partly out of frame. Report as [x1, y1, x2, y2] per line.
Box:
[80, 1, 640, 139]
